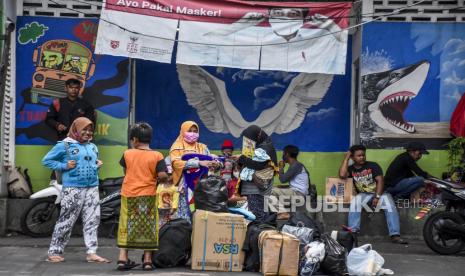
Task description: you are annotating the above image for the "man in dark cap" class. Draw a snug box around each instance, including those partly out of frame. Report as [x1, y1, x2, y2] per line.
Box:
[384, 142, 432, 200]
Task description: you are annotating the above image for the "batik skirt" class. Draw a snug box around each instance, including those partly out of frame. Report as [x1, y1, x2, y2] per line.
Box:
[117, 195, 159, 250]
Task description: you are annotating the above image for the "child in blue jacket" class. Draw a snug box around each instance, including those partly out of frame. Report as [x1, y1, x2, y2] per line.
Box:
[42, 117, 110, 263]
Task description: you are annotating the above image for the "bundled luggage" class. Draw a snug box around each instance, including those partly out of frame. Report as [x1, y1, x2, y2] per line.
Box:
[259, 230, 300, 276]
[243, 222, 276, 272]
[152, 218, 192, 268]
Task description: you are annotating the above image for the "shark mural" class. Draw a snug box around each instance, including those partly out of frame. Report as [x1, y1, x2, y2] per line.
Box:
[362, 61, 430, 134]
[359, 22, 464, 148]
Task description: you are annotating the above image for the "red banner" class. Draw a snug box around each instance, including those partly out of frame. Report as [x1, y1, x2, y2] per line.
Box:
[106, 0, 351, 27]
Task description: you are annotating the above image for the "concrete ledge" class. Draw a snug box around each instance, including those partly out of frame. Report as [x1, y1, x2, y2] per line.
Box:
[319, 205, 428, 239]
[6, 199, 430, 239]
[0, 199, 7, 236]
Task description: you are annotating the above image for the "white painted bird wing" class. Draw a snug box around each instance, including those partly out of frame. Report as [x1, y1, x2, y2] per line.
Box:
[177, 64, 248, 137]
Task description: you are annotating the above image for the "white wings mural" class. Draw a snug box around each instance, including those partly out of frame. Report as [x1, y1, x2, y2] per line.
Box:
[177, 64, 334, 137]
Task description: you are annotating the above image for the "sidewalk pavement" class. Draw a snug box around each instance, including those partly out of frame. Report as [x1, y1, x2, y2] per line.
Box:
[0, 234, 464, 275]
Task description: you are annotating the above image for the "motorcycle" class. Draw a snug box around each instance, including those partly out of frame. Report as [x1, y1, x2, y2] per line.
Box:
[20, 177, 123, 238]
[422, 177, 465, 255]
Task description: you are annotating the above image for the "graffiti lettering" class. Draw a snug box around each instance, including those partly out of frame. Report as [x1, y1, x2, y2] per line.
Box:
[19, 111, 47, 122]
[95, 123, 110, 136]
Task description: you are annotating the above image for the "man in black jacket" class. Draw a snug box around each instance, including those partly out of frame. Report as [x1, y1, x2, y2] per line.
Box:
[45, 78, 96, 141]
[384, 142, 432, 200]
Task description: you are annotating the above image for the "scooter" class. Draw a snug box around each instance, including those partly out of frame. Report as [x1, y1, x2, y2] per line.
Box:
[20, 177, 123, 237]
[422, 177, 465, 255]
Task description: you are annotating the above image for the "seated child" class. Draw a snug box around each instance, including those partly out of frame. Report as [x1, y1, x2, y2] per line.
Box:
[218, 139, 247, 207]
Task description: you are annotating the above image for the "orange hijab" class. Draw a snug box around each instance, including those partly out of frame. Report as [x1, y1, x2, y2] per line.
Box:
[169, 121, 207, 185]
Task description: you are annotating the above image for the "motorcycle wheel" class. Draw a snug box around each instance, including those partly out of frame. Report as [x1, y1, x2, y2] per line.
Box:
[20, 197, 60, 237]
[423, 211, 465, 255]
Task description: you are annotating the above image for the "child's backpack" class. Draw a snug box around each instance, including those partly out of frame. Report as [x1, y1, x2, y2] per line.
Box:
[152, 218, 192, 268]
[7, 166, 32, 198]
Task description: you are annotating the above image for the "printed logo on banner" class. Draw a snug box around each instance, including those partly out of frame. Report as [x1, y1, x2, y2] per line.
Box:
[110, 40, 120, 49]
[126, 37, 139, 53]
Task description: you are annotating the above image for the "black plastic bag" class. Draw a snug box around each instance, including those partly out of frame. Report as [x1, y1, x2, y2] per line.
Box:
[287, 211, 323, 237]
[331, 230, 358, 253]
[319, 234, 348, 276]
[194, 175, 229, 212]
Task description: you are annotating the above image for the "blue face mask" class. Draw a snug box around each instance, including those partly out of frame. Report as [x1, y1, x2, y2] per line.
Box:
[282, 154, 287, 162]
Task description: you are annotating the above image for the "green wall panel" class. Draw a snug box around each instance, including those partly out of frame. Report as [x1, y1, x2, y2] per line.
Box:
[16, 146, 448, 195]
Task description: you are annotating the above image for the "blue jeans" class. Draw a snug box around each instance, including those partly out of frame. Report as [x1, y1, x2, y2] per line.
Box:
[386, 176, 425, 199]
[348, 192, 400, 236]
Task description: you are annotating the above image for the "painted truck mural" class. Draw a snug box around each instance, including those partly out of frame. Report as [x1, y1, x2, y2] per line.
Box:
[16, 17, 129, 145]
[31, 39, 96, 103]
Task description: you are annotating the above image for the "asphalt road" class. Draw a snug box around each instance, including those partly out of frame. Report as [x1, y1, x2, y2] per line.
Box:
[0, 234, 464, 276]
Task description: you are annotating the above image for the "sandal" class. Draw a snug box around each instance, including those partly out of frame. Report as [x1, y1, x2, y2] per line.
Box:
[117, 259, 139, 271]
[46, 255, 65, 263]
[86, 254, 111, 263]
[143, 262, 154, 271]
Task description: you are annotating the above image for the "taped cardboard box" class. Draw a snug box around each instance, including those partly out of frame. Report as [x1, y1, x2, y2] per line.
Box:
[325, 177, 355, 204]
[259, 230, 300, 276]
[191, 209, 247, 272]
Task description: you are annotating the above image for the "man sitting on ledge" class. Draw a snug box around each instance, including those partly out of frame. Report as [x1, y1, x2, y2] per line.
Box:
[270, 145, 309, 220]
[339, 145, 407, 244]
[385, 142, 432, 201]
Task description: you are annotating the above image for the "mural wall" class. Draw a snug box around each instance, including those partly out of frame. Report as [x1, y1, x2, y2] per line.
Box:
[15, 17, 130, 190]
[135, 39, 352, 152]
[15, 16, 130, 146]
[360, 22, 465, 148]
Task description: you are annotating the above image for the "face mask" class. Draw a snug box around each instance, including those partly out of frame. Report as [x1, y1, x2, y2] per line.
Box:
[282, 154, 287, 162]
[233, 171, 240, 178]
[184, 132, 199, 143]
[269, 18, 303, 38]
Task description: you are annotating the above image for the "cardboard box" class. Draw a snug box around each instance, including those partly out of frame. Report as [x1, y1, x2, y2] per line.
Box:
[191, 210, 247, 272]
[325, 177, 355, 203]
[259, 230, 300, 276]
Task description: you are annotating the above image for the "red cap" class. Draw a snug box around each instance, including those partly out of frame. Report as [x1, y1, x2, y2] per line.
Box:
[221, 139, 234, 150]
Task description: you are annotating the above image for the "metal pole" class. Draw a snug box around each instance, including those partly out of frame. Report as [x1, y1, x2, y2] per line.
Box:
[127, 58, 136, 146]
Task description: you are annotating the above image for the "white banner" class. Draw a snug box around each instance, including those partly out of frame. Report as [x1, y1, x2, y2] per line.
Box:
[95, 0, 351, 74]
[177, 20, 261, 69]
[95, 9, 178, 63]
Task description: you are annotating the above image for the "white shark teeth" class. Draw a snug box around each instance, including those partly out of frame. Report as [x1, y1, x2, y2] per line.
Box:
[380, 95, 413, 107]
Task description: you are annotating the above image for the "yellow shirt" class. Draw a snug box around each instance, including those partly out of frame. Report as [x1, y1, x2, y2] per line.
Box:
[156, 183, 179, 209]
